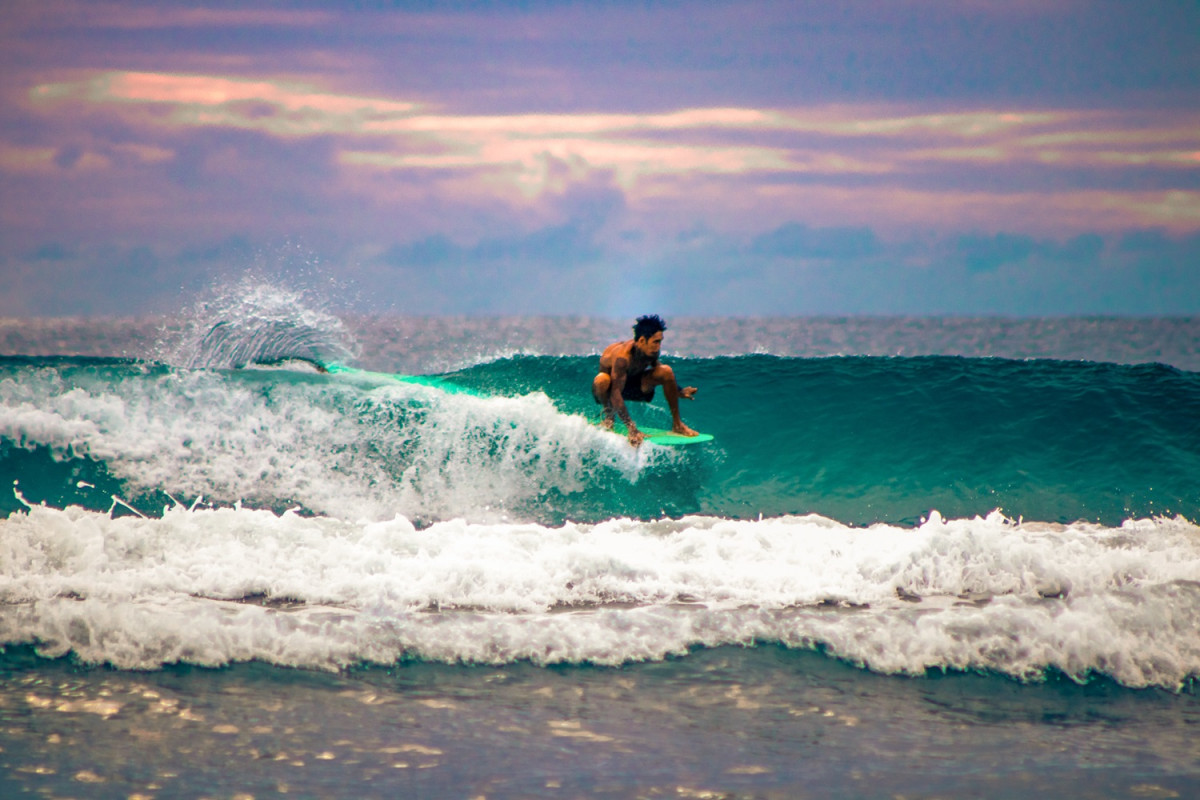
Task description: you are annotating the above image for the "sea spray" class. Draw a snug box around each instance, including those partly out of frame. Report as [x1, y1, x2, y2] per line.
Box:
[158, 275, 360, 370]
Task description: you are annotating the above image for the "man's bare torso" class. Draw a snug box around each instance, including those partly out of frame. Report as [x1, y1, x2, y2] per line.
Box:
[598, 339, 656, 378]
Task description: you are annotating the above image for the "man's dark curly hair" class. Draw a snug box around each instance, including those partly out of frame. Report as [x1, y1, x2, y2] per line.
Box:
[632, 314, 667, 340]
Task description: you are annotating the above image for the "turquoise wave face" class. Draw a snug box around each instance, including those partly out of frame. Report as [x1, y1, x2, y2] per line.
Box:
[2, 354, 1198, 525]
[447, 354, 1200, 526]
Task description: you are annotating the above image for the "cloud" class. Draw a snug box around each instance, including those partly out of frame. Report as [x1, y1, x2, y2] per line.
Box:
[955, 233, 1037, 273]
[19, 68, 1198, 253]
[6, 217, 1200, 318]
[384, 235, 457, 269]
[3, 2, 1200, 317]
[13, 1, 333, 31]
[1053, 233, 1104, 262]
[30, 72, 422, 137]
[30, 71, 1200, 195]
[752, 223, 881, 260]
[385, 166, 626, 271]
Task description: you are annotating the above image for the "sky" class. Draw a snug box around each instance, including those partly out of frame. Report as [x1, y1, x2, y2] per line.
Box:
[1, 0, 1198, 317]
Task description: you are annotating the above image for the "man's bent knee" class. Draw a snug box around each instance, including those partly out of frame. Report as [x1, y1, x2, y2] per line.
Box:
[592, 373, 611, 403]
[652, 364, 676, 386]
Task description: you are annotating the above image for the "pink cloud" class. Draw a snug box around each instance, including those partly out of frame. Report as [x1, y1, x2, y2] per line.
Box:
[33, 71, 1199, 188]
[14, 69, 1200, 243]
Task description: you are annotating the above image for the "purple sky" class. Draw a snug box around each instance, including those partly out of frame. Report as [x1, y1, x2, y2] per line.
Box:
[1, 0, 1198, 316]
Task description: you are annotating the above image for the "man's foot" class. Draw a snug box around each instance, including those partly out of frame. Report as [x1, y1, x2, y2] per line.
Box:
[671, 422, 699, 437]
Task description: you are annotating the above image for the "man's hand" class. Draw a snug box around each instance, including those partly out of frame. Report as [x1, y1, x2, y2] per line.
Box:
[680, 386, 698, 400]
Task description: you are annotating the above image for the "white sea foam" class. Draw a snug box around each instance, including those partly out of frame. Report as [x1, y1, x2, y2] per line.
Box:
[0, 365, 647, 522]
[1, 505, 1197, 688]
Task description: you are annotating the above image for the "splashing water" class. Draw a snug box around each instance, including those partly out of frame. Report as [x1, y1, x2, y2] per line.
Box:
[162, 276, 359, 370]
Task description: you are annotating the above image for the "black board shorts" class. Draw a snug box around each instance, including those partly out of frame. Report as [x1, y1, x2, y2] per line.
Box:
[621, 374, 656, 403]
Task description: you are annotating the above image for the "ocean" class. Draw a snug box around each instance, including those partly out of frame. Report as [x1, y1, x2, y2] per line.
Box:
[1, 286, 1198, 798]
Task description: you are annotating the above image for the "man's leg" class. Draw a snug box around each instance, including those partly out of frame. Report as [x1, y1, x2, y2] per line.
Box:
[592, 373, 615, 428]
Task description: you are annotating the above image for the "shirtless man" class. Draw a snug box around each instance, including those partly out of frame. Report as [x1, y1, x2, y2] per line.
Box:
[592, 314, 698, 446]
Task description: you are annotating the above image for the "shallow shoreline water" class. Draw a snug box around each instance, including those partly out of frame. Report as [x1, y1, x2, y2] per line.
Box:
[2, 645, 1198, 800]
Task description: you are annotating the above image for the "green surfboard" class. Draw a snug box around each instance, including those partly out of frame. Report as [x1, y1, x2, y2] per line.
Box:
[598, 422, 714, 446]
[322, 363, 482, 396]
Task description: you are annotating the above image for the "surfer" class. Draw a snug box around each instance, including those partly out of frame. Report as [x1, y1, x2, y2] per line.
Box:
[593, 314, 698, 446]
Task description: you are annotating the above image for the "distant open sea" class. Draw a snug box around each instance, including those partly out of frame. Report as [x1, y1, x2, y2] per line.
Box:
[2, 305, 1198, 799]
